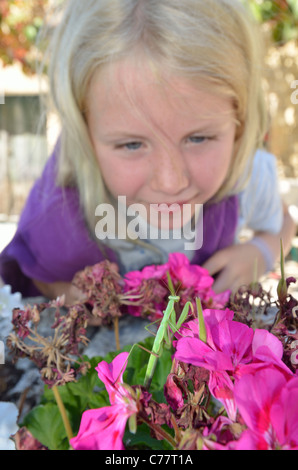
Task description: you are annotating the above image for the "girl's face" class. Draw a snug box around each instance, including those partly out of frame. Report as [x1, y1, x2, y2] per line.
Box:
[86, 58, 237, 230]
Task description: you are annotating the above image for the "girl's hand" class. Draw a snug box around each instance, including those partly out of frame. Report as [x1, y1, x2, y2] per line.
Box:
[203, 204, 296, 294]
[202, 242, 268, 294]
[33, 279, 103, 326]
[33, 279, 85, 305]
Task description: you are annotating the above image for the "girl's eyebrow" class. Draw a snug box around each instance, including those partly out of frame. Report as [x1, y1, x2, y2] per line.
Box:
[99, 131, 148, 141]
[101, 122, 225, 139]
[97, 117, 233, 143]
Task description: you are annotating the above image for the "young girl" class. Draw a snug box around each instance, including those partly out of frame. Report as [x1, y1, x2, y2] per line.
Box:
[0, 0, 295, 302]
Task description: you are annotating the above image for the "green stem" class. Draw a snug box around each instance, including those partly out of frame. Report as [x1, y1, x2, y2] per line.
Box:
[114, 317, 120, 350]
[139, 415, 177, 449]
[273, 239, 287, 330]
[52, 385, 73, 443]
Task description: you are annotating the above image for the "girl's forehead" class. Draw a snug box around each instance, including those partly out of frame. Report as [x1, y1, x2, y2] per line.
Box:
[90, 56, 179, 98]
[87, 56, 235, 121]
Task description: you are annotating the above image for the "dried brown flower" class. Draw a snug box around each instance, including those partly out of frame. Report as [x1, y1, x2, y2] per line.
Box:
[7, 297, 90, 388]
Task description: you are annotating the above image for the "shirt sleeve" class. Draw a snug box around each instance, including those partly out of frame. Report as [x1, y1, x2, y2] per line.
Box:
[237, 149, 283, 236]
[0, 150, 116, 296]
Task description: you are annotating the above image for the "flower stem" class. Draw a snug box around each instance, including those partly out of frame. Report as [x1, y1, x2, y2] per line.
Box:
[52, 385, 73, 443]
[114, 317, 120, 350]
[171, 415, 181, 443]
[139, 415, 177, 449]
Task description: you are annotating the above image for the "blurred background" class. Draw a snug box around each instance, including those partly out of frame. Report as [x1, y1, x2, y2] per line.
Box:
[0, 0, 298, 254]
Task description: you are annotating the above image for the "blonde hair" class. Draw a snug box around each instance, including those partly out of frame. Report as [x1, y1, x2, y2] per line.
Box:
[43, 0, 268, 235]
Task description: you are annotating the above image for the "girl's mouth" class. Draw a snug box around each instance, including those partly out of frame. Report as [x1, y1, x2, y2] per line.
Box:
[148, 198, 197, 213]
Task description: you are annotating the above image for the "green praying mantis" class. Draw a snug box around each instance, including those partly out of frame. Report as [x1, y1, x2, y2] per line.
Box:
[143, 272, 206, 389]
[114, 271, 207, 391]
[143, 239, 288, 389]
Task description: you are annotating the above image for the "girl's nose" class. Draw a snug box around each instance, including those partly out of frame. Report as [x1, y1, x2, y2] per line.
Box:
[149, 146, 190, 196]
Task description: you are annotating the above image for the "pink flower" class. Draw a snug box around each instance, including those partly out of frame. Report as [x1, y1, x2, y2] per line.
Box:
[124, 253, 230, 319]
[69, 404, 133, 450]
[236, 328, 293, 380]
[233, 368, 298, 450]
[167, 253, 213, 290]
[174, 309, 292, 420]
[70, 352, 138, 450]
[167, 253, 230, 307]
[124, 263, 168, 288]
[95, 352, 128, 404]
[174, 308, 250, 372]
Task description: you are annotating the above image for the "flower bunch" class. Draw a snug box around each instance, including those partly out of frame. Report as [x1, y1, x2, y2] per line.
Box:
[70, 352, 139, 450]
[71, 253, 231, 333]
[71, 302, 298, 450]
[124, 253, 230, 321]
[70, 352, 174, 450]
[7, 297, 90, 388]
[72, 261, 126, 326]
[174, 308, 293, 420]
[7, 252, 298, 451]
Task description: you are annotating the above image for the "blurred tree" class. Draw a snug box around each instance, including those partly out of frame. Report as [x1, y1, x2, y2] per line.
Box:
[0, 0, 49, 75]
[0, 1, 297, 77]
[245, 0, 298, 43]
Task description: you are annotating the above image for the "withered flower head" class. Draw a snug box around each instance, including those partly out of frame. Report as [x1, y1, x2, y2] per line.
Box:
[72, 261, 169, 325]
[7, 298, 90, 388]
[72, 261, 125, 325]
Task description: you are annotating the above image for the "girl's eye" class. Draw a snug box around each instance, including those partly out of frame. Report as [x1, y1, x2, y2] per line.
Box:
[188, 135, 207, 144]
[118, 141, 142, 151]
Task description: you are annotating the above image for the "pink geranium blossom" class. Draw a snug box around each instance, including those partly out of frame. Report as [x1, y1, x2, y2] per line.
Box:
[236, 328, 294, 380]
[70, 352, 138, 450]
[125, 253, 227, 302]
[174, 308, 293, 420]
[232, 368, 298, 450]
[124, 253, 230, 319]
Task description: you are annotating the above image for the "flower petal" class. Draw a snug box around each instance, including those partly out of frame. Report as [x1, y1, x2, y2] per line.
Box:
[234, 367, 287, 434]
[70, 405, 128, 450]
[95, 352, 129, 403]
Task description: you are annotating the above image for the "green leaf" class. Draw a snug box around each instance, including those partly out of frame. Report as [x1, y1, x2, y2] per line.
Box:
[40, 356, 112, 433]
[123, 337, 172, 400]
[22, 403, 69, 450]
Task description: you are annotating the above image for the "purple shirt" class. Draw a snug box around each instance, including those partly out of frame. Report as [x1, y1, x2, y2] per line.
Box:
[0, 148, 238, 296]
